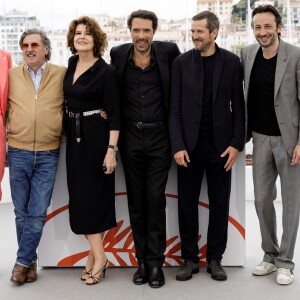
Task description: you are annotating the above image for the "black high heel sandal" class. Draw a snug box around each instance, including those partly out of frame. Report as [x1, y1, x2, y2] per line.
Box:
[81, 267, 93, 281]
[86, 260, 109, 285]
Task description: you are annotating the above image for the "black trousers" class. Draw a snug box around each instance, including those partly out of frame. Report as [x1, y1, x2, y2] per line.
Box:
[178, 137, 231, 262]
[120, 126, 171, 267]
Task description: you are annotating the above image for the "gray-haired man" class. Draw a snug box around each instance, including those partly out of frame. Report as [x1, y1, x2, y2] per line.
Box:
[8, 29, 66, 285]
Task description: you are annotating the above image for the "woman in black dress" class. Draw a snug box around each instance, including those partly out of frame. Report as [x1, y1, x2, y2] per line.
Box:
[64, 16, 120, 285]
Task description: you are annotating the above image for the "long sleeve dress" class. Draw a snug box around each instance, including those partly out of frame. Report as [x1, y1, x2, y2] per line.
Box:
[63, 55, 121, 234]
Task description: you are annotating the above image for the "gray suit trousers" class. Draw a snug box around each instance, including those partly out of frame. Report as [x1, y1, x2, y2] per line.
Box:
[252, 131, 300, 269]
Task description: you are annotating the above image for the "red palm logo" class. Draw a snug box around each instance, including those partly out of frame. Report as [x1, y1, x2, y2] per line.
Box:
[46, 193, 245, 267]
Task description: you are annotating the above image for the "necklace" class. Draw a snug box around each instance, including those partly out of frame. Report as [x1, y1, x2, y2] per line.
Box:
[73, 56, 97, 83]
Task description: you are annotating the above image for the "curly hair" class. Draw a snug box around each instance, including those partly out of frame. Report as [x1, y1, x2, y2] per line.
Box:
[67, 16, 107, 57]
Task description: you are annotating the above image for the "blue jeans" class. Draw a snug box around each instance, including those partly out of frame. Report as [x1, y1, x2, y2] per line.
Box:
[8, 146, 60, 267]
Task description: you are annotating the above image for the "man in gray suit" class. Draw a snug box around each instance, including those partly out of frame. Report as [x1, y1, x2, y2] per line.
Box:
[241, 5, 300, 285]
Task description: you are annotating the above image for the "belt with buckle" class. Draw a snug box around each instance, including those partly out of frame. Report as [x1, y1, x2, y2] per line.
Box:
[127, 121, 165, 129]
[66, 109, 103, 143]
[67, 109, 103, 118]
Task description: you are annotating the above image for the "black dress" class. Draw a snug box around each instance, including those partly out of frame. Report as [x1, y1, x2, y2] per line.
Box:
[63, 55, 121, 234]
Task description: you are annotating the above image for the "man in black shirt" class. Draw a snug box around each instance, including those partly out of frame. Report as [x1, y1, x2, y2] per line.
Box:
[110, 10, 180, 288]
[169, 11, 245, 282]
[241, 5, 300, 285]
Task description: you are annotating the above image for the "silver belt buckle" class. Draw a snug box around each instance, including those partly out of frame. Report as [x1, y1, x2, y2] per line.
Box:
[82, 109, 103, 117]
[137, 122, 143, 129]
[68, 111, 75, 117]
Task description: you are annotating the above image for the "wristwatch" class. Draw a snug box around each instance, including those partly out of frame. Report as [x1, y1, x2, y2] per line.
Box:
[107, 145, 118, 152]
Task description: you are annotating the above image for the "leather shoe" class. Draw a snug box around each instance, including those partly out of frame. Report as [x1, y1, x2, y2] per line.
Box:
[149, 266, 165, 288]
[176, 260, 199, 281]
[10, 263, 28, 286]
[26, 262, 37, 283]
[207, 259, 227, 281]
[133, 263, 149, 285]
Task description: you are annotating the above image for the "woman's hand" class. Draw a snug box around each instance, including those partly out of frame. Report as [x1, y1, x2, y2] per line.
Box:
[103, 148, 117, 174]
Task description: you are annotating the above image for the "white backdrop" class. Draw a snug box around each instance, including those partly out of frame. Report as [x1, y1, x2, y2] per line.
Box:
[38, 142, 245, 267]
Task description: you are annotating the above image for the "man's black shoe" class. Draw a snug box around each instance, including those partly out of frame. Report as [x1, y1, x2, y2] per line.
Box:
[176, 260, 199, 281]
[133, 263, 149, 285]
[207, 259, 227, 281]
[148, 266, 165, 288]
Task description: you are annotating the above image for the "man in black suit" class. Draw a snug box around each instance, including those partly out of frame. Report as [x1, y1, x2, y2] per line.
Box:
[169, 11, 245, 281]
[110, 10, 180, 288]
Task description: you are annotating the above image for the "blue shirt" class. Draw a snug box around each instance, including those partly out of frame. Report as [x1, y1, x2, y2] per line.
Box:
[27, 62, 46, 94]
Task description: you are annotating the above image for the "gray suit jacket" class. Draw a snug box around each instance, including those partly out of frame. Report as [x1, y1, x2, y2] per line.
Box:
[241, 39, 300, 157]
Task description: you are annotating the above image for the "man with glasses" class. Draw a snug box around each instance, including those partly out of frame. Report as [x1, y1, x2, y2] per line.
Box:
[7, 28, 66, 286]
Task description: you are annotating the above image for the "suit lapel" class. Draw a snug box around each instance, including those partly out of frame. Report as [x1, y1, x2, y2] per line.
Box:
[212, 49, 223, 103]
[244, 44, 260, 99]
[274, 40, 288, 100]
[192, 50, 203, 106]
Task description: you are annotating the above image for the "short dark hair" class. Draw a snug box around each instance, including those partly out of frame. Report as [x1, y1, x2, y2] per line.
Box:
[19, 28, 51, 61]
[252, 5, 282, 29]
[127, 10, 158, 32]
[192, 11, 220, 33]
[67, 16, 108, 57]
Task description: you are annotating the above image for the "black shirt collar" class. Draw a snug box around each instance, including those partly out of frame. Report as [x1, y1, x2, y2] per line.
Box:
[128, 45, 156, 66]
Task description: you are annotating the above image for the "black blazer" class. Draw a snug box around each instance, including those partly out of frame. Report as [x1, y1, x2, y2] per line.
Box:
[110, 41, 180, 112]
[169, 46, 245, 155]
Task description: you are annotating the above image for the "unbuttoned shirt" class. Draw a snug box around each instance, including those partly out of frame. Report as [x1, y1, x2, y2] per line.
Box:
[122, 47, 165, 123]
[27, 62, 46, 94]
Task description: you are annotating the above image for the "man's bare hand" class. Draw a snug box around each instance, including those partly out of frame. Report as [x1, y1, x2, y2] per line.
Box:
[221, 146, 239, 171]
[174, 150, 190, 167]
[101, 110, 107, 120]
[291, 144, 300, 165]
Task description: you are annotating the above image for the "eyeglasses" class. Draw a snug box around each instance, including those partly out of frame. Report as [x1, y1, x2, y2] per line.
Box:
[21, 43, 40, 50]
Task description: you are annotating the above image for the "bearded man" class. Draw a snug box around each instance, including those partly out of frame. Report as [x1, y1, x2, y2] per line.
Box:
[169, 11, 245, 282]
